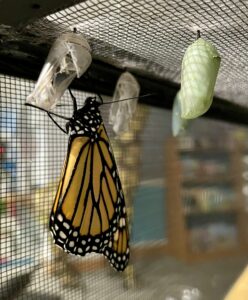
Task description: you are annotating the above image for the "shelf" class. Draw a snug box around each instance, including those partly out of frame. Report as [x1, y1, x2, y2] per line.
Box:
[184, 207, 238, 216]
[178, 147, 234, 155]
[165, 138, 248, 262]
[182, 175, 234, 185]
[186, 247, 243, 262]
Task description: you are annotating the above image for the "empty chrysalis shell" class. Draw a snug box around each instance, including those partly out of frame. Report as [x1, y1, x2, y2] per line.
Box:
[109, 71, 140, 135]
[172, 92, 190, 137]
[179, 37, 221, 119]
[27, 33, 92, 110]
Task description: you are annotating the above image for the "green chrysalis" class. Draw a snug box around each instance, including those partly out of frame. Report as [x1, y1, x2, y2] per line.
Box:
[172, 92, 190, 137]
[179, 37, 221, 119]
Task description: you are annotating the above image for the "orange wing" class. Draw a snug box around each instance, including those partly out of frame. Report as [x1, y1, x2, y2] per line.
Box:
[102, 208, 130, 271]
[49, 124, 129, 271]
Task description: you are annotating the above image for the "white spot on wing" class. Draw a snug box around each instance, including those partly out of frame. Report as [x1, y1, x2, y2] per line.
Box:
[57, 214, 63, 222]
[73, 231, 78, 237]
[63, 222, 70, 229]
[69, 241, 75, 247]
[120, 218, 125, 228]
[59, 231, 66, 239]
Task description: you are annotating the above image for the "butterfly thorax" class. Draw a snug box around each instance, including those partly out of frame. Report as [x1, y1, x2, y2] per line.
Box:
[67, 97, 103, 138]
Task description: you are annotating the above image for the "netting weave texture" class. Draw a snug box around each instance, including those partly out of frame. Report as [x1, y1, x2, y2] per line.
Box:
[33, 0, 248, 105]
[0, 74, 168, 299]
[1, 1, 248, 106]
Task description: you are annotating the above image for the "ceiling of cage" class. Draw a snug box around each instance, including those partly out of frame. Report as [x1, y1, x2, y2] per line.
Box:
[1, 0, 248, 107]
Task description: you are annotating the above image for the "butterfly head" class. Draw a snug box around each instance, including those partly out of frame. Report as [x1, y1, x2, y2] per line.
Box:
[73, 97, 101, 117]
[84, 96, 102, 107]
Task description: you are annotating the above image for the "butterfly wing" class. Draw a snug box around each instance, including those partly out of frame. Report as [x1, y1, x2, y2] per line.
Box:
[50, 123, 126, 261]
[102, 205, 130, 271]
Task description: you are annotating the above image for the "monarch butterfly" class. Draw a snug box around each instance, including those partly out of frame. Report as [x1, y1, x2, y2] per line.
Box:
[27, 92, 129, 271]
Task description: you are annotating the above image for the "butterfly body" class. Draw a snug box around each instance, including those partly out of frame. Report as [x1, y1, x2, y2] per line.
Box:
[66, 97, 102, 137]
[49, 97, 129, 271]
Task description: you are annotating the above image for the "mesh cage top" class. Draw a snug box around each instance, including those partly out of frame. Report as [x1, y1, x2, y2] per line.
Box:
[1, 2, 248, 299]
[1, 0, 248, 106]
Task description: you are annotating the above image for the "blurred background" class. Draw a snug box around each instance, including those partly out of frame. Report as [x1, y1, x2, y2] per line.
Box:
[1, 1, 248, 299]
[0, 75, 248, 300]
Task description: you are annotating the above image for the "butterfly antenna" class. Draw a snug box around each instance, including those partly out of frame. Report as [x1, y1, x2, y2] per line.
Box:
[102, 93, 155, 105]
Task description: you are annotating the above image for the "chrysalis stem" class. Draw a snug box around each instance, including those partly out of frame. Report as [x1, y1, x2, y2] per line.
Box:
[197, 30, 201, 39]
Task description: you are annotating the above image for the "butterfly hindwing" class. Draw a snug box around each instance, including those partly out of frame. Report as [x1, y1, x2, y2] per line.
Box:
[102, 202, 130, 271]
[49, 98, 129, 271]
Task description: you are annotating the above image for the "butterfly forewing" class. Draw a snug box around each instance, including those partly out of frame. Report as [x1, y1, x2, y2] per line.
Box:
[49, 98, 129, 271]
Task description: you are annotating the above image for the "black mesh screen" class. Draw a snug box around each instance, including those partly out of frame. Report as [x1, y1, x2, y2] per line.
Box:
[1, 1, 248, 105]
[30, 0, 248, 106]
[1, 74, 248, 299]
[1, 1, 248, 298]
[0, 74, 169, 299]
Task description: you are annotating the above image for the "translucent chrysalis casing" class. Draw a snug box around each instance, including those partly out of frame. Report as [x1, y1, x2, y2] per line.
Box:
[109, 72, 140, 135]
[27, 33, 92, 110]
[172, 92, 189, 137]
[179, 38, 221, 119]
